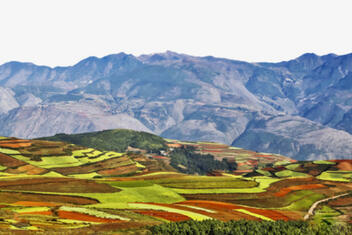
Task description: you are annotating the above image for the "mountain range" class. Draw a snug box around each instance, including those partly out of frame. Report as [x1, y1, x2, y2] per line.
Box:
[0, 51, 352, 160]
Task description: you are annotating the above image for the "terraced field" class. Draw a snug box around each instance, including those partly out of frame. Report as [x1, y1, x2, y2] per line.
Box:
[167, 140, 295, 171]
[0, 135, 351, 233]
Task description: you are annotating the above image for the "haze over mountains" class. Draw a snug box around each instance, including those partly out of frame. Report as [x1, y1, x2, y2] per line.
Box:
[0, 51, 351, 160]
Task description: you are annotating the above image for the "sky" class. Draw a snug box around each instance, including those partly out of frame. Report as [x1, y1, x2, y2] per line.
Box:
[0, 0, 351, 67]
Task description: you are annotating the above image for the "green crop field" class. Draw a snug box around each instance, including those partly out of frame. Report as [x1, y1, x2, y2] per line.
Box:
[317, 171, 352, 182]
[275, 170, 309, 178]
[313, 160, 336, 165]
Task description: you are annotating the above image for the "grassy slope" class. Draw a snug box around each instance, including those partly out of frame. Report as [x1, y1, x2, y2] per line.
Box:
[39, 129, 167, 152]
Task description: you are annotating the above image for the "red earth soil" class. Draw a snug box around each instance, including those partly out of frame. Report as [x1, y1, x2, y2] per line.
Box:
[57, 210, 123, 223]
[275, 184, 326, 197]
[334, 160, 352, 171]
[166, 143, 183, 148]
[134, 210, 190, 222]
[12, 201, 60, 207]
[0, 142, 32, 148]
[178, 200, 289, 221]
[20, 211, 53, 216]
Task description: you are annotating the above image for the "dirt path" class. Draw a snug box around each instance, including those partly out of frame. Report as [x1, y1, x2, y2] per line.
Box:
[304, 192, 350, 220]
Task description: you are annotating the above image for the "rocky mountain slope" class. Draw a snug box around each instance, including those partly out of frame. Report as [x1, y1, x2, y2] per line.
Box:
[0, 51, 351, 160]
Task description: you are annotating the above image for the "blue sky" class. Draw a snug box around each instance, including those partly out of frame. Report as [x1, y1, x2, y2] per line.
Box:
[0, 0, 351, 66]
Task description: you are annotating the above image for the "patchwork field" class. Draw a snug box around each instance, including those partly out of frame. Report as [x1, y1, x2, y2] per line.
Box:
[0, 134, 351, 233]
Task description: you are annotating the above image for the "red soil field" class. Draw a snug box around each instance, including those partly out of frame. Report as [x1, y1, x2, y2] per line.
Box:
[335, 161, 352, 171]
[275, 184, 326, 197]
[166, 143, 183, 148]
[58, 210, 122, 223]
[331, 160, 352, 163]
[134, 210, 190, 222]
[20, 211, 53, 216]
[12, 201, 60, 207]
[0, 142, 32, 148]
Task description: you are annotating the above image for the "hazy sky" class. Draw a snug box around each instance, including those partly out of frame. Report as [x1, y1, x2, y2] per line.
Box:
[1, 0, 351, 66]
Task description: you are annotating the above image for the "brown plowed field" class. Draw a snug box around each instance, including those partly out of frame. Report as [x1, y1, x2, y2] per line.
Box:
[0, 153, 27, 168]
[0, 177, 119, 193]
[274, 184, 326, 197]
[5, 164, 47, 175]
[52, 156, 131, 175]
[328, 196, 352, 206]
[98, 164, 138, 176]
[0, 191, 98, 205]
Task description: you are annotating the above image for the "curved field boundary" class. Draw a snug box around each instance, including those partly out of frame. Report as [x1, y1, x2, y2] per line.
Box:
[234, 209, 273, 221]
[58, 210, 123, 223]
[169, 177, 281, 194]
[178, 200, 289, 221]
[304, 192, 350, 220]
[274, 184, 326, 197]
[0, 190, 99, 205]
[128, 203, 212, 221]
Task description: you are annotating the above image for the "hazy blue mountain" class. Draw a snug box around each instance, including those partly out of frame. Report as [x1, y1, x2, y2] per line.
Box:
[0, 51, 351, 160]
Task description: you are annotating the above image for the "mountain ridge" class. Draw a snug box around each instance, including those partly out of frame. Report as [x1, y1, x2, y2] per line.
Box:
[0, 51, 352, 160]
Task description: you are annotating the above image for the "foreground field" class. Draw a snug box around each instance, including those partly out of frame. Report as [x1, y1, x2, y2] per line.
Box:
[0, 134, 351, 233]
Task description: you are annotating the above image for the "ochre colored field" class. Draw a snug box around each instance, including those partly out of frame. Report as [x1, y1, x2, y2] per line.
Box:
[333, 160, 352, 171]
[58, 210, 122, 223]
[0, 139, 32, 148]
[0, 177, 119, 193]
[98, 164, 139, 176]
[134, 210, 190, 222]
[5, 164, 47, 175]
[12, 201, 61, 207]
[0, 142, 32, 148]
[0, 191, 98, 205]
[20, 210, 53, 216]
[0, 153, 26, 168]
[274, 184, 326, 197]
